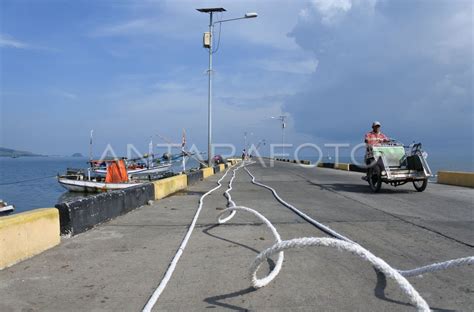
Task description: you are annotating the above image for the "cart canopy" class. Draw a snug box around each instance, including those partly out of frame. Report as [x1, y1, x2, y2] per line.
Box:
[372, 146, 405, 167]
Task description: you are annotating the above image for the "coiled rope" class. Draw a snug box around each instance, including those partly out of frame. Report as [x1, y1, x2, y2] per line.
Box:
[215, 161, 473, 312]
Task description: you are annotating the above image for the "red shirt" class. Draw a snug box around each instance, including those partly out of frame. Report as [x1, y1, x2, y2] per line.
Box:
[365, 131, 388, 146]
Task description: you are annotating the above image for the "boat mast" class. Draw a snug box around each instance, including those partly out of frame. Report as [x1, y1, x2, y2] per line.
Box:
[89, 129, 94, 162]
[182, 129, 186, 172]
[148, 137, 153, 169]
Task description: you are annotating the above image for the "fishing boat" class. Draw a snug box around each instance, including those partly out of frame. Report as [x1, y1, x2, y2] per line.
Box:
[0, 200, 15, 214]
[58, 159, 143, 193]
[91, 157, 173, 177]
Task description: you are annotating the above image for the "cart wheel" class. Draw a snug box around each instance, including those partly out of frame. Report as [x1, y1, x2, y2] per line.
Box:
[368, 165, 382, 193]
[413, 179, 428, 192]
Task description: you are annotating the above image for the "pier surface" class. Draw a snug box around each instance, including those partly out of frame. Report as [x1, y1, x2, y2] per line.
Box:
[1, 160, 472, 311]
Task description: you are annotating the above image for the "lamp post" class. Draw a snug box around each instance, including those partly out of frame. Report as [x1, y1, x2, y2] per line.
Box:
[197, 8, 258, 165]
[271, 115, 287, 156]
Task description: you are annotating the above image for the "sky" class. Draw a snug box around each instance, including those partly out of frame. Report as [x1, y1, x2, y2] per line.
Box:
[0, 0, 472, 165]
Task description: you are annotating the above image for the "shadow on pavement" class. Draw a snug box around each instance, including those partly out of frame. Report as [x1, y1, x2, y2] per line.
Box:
[374, 268, 456, 312]
[309, 181, 414, 194]
[202, 224, 274, 311]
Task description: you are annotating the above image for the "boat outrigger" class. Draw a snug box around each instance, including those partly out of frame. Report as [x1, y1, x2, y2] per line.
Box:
[90, 153, 174, 177]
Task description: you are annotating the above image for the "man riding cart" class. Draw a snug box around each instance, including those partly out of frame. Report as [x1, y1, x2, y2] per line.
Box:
[364, 121, 432, 193]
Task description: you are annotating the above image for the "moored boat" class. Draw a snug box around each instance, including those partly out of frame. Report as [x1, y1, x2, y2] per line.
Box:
[58, 159, 144, 193]
[92, 162, 172, 176]
[57, 176, 142, 192]
[0, 200, 15, 214]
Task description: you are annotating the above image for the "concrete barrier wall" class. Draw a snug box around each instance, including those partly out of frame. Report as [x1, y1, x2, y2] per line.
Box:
[201, 167, 214, 179]
[317, 162, 367, 172]
[335, 163, 350, 171]
[1, 208, 60, 270]
[186, 170, 203, 186]
[227, 158, 240, 165]
[56, 184, 154, 235]
[218, 164, 225, 171]
[320, 162, 335, 168]
[153, 174, 187, 200]
[349, 164, 367, 173]
[275, 158, 311, 165]
[438, 171, 474, 188]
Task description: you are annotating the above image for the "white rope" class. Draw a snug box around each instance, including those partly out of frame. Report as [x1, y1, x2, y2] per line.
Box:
[398, 256, 474, 277]
[243, 166, 355, 243]
[217, 206, 284, 288]
[215, 161, 473, 311]
[142, 165, 234, 312]
[216, 162, 285, 288]
[250, 237, 430, 312]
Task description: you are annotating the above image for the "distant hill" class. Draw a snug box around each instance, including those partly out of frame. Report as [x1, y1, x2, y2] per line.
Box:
[0, 147, 43, 157]
[71, 152, 84, 157]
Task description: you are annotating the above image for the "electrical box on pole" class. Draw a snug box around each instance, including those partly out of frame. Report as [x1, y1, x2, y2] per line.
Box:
[203, 32, 211, 48]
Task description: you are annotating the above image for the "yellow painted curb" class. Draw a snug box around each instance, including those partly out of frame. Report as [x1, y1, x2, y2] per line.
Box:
[438, 171, 474, 188]
[153, 174, 187, 200]
[219, 164, 225, 171]
[201, 167, 214, 179]
[227, 158, 240, 165]
[335, 163, 350, 171]
[0, 208, 60, 270]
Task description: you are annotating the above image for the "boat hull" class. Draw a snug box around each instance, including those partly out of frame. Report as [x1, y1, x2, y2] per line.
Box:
[58, 177, 142, 193]
[0, 205, 14, 213]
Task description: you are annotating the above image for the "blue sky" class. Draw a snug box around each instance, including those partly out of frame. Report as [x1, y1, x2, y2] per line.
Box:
[0, 0, 472, 164]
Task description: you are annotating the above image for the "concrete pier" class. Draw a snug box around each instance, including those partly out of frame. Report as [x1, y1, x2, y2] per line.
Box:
[0, 159, 472, 311]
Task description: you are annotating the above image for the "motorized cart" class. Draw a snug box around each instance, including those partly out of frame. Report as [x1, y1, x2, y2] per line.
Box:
[366, 142, 432, 192]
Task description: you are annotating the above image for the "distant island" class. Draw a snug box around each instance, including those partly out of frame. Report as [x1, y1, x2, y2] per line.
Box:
[0, 147, 43, 157]
[71, 153, 84, 157]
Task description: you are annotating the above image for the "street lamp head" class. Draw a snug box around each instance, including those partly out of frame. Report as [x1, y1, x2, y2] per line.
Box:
[197, 7, 226, 13]
[245, 12, 258, 18]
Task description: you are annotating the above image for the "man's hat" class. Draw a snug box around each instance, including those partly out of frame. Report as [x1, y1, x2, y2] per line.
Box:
[372, 121, 381, 127]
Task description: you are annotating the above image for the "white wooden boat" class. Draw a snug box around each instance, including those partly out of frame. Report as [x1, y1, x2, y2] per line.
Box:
[58, 176, 142, 193]
[0, 200, 15, 214]
[58, 159, 143, 193]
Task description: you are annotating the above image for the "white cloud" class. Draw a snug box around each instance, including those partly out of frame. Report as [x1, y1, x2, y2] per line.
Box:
[285, 0, 473, 150]
[0, 33, 58, 52]
[257, 57, 318, 74]
[304, 0, 378, 25]
[311, 0, 352, 22]
[92, 19, 154, 37]
[51, 89, 78, 100]
[90, 0, 304, 51]
[0, 34, 29, 49]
